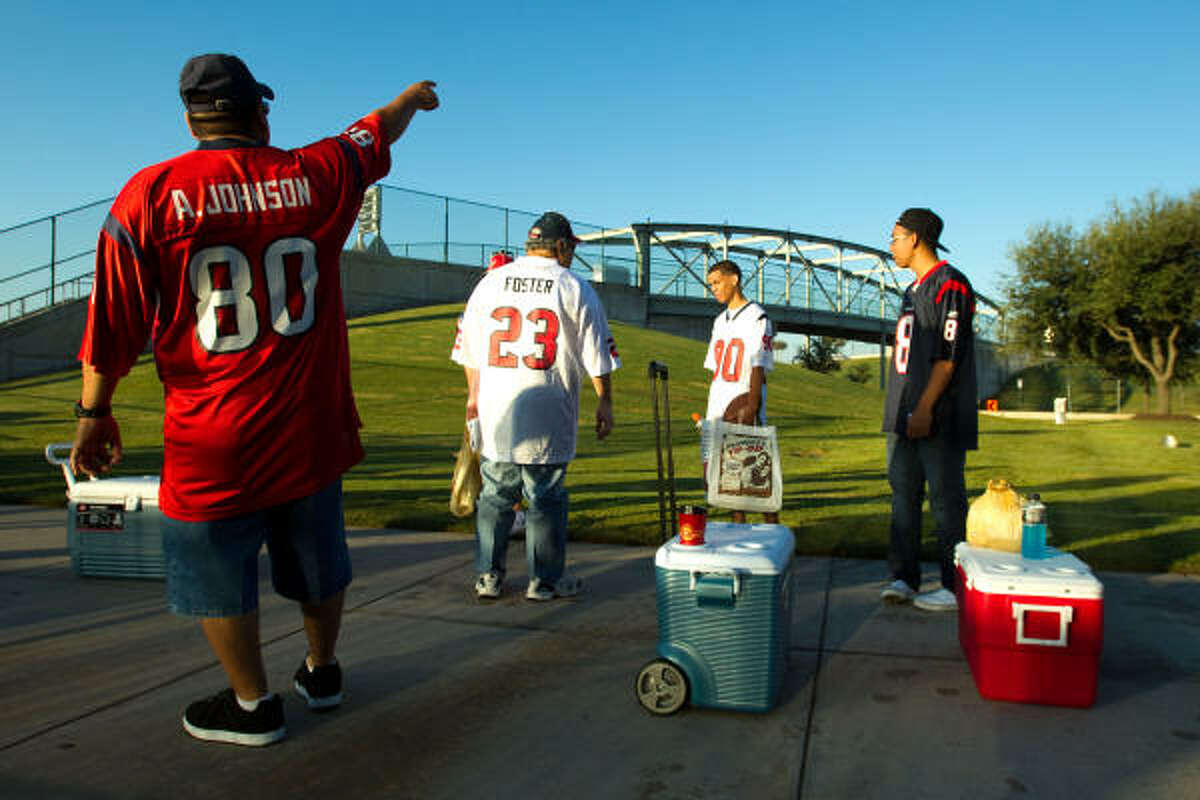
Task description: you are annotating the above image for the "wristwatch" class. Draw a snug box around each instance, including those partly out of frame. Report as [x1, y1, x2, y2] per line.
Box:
[74, 401, 112, 419]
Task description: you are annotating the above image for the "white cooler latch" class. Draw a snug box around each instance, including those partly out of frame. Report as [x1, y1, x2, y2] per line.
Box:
[1012, 602, 1074, 648]
[689, 569, 742, 607]
[124, 495, 142, 512]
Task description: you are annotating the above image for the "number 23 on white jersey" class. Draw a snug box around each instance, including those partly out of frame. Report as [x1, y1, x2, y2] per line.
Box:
[487, 306, 561, 370]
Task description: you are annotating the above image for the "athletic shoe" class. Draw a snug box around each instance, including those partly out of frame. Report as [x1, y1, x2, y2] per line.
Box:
[525, 573, 583, 601]
[510, 510, 527, 535]
[475, 570, 503, 599]
[182, 688, 285, 747]
[880, 579, 916, 604]
[914, 588, 958, 612]
[293, 658, 343, 711]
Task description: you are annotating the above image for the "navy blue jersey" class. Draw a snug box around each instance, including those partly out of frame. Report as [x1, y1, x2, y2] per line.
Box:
[882, 261, 978, 450]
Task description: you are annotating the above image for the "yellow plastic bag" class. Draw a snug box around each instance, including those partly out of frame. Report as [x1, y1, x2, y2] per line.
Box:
[966, 479, 1022, 552]
[449, 425, 481, 518]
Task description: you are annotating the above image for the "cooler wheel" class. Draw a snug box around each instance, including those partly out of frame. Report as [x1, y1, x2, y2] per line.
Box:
[635, 659, 688, 716]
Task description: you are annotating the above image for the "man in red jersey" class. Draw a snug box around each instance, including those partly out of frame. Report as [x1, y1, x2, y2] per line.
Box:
[70, 53, 438, 746]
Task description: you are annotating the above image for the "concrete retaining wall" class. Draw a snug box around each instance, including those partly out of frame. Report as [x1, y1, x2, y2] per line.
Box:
[0, 252, 655, 382]
[0, 300, 88, 382]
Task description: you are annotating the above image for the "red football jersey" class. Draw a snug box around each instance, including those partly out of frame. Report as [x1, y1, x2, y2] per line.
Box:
[79, 113, 392, 520]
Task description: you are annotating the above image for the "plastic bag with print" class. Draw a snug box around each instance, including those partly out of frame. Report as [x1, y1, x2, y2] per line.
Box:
[705, 421, 783, 512]
[449, 422, 482, 518]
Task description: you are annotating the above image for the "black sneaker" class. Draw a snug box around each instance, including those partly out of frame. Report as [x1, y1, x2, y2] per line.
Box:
[293, 658, 343, 711]
[182, 689, 285, 746]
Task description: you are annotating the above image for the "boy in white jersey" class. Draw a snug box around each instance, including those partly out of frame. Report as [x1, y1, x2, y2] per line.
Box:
[703, 260, 779, 524]
[453, 212, 619, 600]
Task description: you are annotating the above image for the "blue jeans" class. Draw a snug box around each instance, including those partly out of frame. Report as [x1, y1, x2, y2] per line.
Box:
[476, 460, 568, 583]
[886, 432, 967, 593]
[162, 479, 352, 617]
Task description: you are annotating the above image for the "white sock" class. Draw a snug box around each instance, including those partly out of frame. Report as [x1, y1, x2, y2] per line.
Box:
[236, 693, 272, 712]
[305, 655, 338, 672]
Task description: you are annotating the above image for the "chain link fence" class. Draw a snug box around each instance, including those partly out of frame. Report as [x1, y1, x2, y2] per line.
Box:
[371, 184, 622, 282]
[992, 362, 1198, 414]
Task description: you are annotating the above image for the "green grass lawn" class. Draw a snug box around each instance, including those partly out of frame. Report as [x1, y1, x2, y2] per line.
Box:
[5, 303, 1199, 573]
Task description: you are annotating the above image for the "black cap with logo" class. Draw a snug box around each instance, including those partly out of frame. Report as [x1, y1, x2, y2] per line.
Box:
[527, 211, 580, 245]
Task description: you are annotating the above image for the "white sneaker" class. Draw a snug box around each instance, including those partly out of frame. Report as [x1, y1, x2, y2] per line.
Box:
[880, 579, 916, 604]
[475, 570, 503, 599]
[914, 588, 958, 611]
[525, 573, 582, 601]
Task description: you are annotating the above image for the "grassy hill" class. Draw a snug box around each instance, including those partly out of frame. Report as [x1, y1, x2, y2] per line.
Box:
[4, 303, 1199, 572]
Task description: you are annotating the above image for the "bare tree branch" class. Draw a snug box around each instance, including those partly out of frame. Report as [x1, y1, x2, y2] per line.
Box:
[1102, 321, 1152, 373]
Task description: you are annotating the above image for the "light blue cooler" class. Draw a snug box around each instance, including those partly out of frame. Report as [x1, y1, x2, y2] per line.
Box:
[636, 522, 794, 715]
[45, 443, 166, 580]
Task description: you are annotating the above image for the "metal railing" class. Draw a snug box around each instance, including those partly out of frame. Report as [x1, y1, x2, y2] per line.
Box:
[0, 184, 1000, 341]
[0, 198, 112, 323]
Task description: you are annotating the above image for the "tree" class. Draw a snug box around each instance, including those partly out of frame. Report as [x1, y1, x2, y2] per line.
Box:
[797, 336, 844, 373]
[1006, 223, 1146, 391]
[845, 361, 873, 384]
[1006, 190, 1200, 414]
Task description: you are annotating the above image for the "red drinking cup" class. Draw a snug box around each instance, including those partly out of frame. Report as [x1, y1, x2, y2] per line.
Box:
[679, 504, 707, 545]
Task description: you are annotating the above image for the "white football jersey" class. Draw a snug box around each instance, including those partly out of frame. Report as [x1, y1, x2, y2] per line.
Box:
[704, 301, 775, 421]
[453, 255, 620, 463]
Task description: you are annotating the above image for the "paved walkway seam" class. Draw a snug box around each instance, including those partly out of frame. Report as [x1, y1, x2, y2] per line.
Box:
[795, 557, 835, 799]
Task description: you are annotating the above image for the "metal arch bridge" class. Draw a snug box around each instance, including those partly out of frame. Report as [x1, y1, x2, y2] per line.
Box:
[572, 222, 1002, 345]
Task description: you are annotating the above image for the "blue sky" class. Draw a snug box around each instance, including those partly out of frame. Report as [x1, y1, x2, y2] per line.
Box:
[2, 0, 1197, 300]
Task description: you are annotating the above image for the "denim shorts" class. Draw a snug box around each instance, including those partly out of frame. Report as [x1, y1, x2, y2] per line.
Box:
[162, 479, 353, 617]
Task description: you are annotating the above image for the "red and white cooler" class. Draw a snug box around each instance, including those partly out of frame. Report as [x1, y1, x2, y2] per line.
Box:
[45, 443, 165, 580]
[955, 541, 1104, 708]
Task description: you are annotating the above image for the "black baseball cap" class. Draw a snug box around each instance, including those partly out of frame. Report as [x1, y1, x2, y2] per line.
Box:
[528, 211, 580, 244]
[179, 54, 274, 113]
[896, 207, 950, 252]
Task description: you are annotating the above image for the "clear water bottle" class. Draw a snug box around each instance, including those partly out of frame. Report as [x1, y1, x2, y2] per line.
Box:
[692, 413, 712, 466]
[1021, 494, 1047, 560]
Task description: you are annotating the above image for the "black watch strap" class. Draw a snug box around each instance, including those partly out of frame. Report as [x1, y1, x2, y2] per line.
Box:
[74, 401, 112, 419]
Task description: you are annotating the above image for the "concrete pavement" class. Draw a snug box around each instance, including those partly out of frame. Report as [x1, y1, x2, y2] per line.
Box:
[1, 504, 1199, 799]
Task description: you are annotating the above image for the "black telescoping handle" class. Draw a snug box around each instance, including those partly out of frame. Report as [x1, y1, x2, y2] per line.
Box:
[647, 361, 677, 543]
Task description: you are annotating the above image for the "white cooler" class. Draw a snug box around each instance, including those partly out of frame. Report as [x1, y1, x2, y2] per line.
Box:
[45, 443, 165, 580]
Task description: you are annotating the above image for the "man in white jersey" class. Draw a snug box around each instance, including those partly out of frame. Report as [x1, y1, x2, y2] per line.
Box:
[704, 259, 779, 524]
[452, 249, 526, 535]
[453, 212, 619, 600]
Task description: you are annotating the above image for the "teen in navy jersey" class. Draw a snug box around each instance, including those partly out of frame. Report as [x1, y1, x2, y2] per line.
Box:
[879, 208, 978, 612]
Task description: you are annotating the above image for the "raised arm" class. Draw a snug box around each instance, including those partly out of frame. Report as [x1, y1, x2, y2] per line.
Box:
[374, 81, 440, 145]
